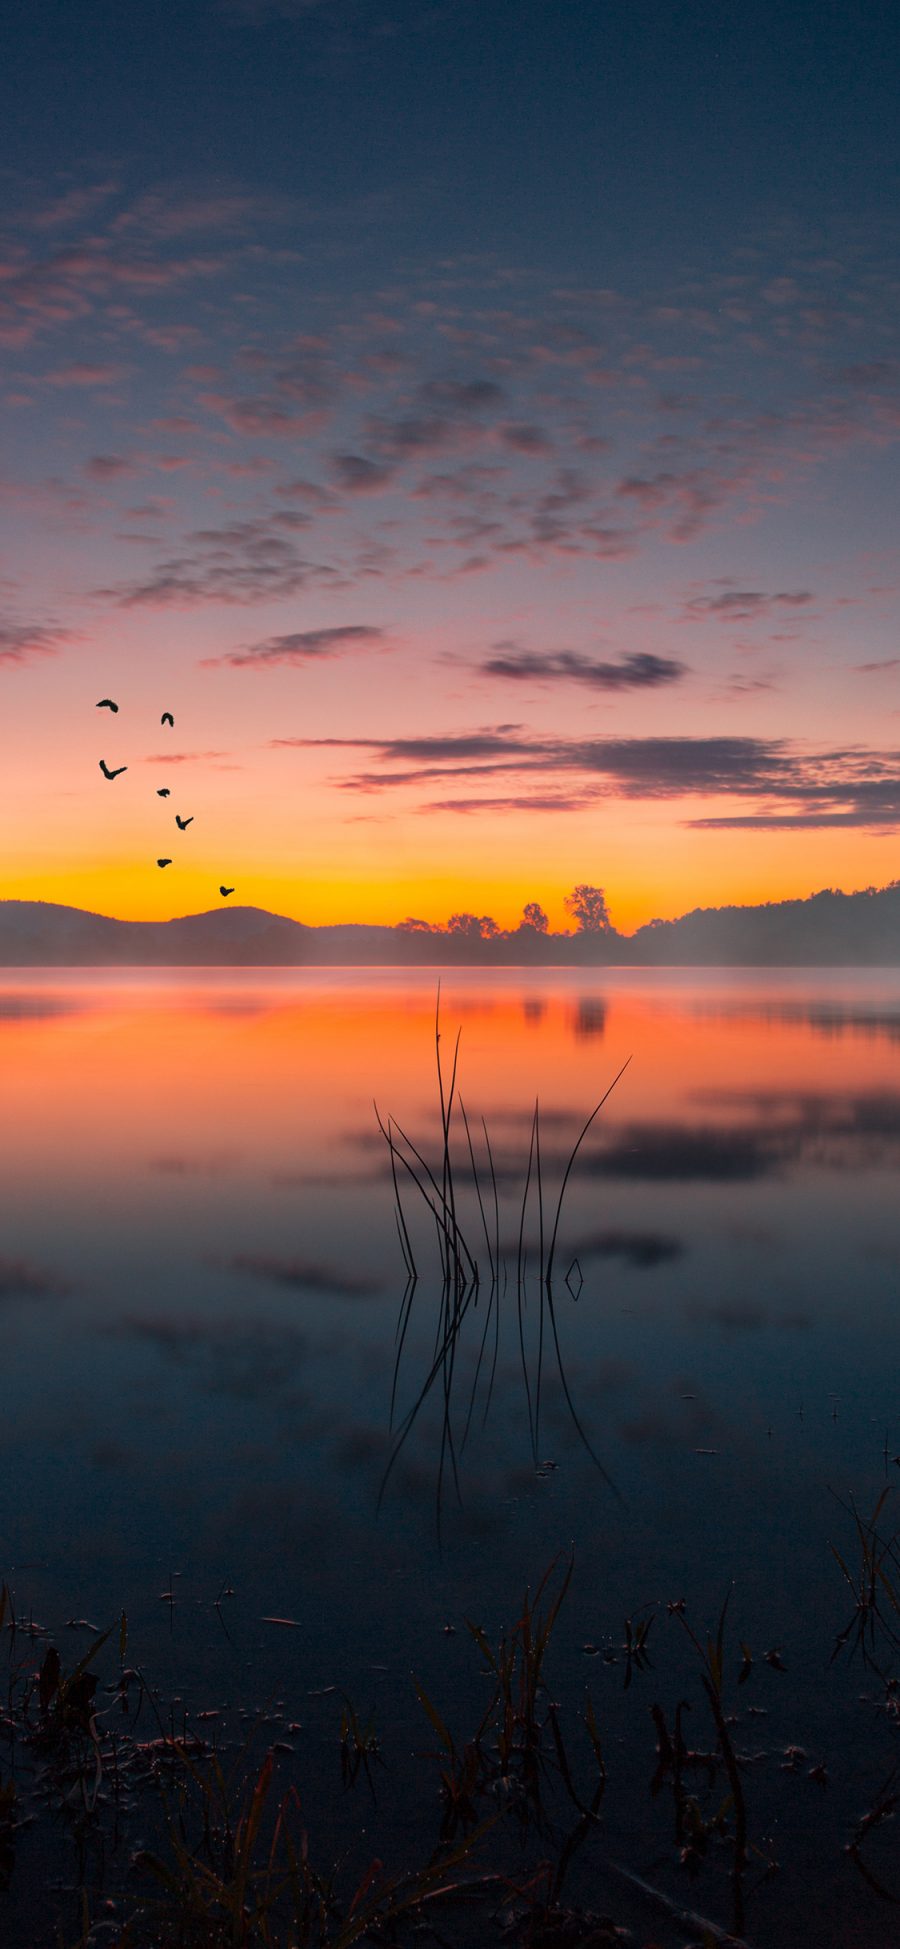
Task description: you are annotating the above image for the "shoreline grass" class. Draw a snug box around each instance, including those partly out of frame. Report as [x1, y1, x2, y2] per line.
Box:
[2, 1496, 900, 1947]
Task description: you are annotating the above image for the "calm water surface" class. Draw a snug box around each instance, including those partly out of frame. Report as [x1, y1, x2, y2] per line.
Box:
[3, 967, 900, 1943]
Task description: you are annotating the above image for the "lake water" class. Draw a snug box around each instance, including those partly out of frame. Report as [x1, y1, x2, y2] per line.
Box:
[4, 967, 900, 1945]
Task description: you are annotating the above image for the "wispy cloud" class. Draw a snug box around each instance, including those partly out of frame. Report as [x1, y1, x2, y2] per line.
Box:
[43, 361, 126, 389]
[480, 646, 688, 690]
[31, 180, 120, 232]
[277, 726, 900, 829]
[0, 181, 291, 351]
[139, 748, 232, 765]
[418, 377, 506, 413]
[689, 801, 900, 830]
[329, 453, 396, 493]
[683, 584, 815, 622]
[85, 453, 135, 480]
[283, 727, 793, 791]
[100, 518, 338, 606]
[201, 392, 328, 439]
[426, 791, 598, 814]
[0, 617, 79, 666]
[112, 187, 295, 240]
[204, 624, 389, 667]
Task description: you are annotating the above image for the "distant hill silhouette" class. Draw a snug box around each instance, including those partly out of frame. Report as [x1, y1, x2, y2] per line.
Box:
[3, 884, 900, 965]
[628, 884, 900, 965]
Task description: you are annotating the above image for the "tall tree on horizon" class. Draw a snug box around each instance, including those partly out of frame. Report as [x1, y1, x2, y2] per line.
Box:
[564, 885, 613, 933]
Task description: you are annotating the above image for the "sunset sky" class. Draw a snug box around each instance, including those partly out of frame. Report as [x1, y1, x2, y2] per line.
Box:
[3, 0, 900, 932]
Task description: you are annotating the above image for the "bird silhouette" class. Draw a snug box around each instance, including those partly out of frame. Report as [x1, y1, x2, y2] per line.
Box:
[219, 885, 235, 898]
[157, 858, 173, 868]
[96, 698, 118, 712]
[99, 759, 127, 780]
[157, 788, 171, 797]
[161, 712, 174, 727]
[175, 814, 193, 830]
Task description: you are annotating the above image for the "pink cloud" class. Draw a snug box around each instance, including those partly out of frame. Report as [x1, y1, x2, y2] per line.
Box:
[202, 624, 389, 668]
[85, 453, 134, 479]
[199, 391, 329, 438]
[0, 617, 79, 665]
[30, 181, 120, 231]
[43, 361, 125, 388]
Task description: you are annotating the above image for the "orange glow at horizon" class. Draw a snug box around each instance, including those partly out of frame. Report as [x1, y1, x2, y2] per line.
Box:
[4, 823, 898, 935]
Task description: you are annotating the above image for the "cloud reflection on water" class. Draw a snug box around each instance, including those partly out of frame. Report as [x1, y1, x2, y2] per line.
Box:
[0, 1257, 70, 1300]
[690, 997, 900, 1044]
[112, 1313, 313, 1406]
[0, 993, 82, 1020]
[228, 1252, 381, 1299]
[569, 1229, 686, 1268]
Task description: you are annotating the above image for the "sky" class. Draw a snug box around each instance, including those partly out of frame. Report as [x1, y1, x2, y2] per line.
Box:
[3, 0, 900, 932]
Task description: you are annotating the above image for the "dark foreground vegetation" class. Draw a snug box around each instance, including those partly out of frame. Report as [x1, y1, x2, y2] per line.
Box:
[3, 1498, 900, 1949]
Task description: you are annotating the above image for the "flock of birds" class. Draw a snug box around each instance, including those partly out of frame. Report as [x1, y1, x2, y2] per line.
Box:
[96, 698, 235, 897]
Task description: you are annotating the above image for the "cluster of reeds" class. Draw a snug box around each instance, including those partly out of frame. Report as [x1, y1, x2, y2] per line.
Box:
[632, 1488, 900, 1928]
[828, 1488, 900, 1903]
[0, 1581, 133, 1858]
[130, 1739, 495, 1949]
[0, 1558, 766, 1949]
[414, 1556, 602, 1843]
[0, 1592, 495, 1949]
[648, 1595, 766, 1940]
[830, 1485, 900, 1670]
[376, 991, 629, 1513]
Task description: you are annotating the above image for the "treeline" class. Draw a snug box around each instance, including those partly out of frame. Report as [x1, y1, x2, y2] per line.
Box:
[5, 881, 900, 965]
[398, 884, 615, 940]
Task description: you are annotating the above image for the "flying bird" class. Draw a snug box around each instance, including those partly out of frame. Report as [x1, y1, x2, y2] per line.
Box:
[96, 698, 118, 713]
[157, 858, 173, 868]
[161, 712, 174, 727]
[219, 885, 235, 898]
[157, 788, 171, 798]
[175, 814, 193, 830]
[99, 759, 127, 780]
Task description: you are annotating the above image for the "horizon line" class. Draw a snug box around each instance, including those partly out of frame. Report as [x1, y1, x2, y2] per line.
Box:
[2, 877, 900, 942]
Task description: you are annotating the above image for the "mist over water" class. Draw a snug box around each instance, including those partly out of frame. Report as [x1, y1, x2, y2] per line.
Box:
[4, 966, 900, 1942]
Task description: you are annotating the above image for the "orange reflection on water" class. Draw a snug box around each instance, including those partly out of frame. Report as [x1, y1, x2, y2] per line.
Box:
[4, 970, 900, 1201]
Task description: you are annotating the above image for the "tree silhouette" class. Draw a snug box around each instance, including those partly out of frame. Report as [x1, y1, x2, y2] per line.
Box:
[521, 900, 549, 933]
[564, 884, 612, 933]
[447, 912, 500, 939]
[397, 916, 436, 933]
